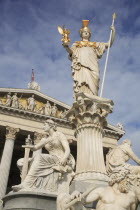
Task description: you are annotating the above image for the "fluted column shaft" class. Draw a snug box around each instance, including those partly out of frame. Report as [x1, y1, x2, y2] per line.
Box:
[67, 93, 113, 184]
[0, 127, 19, 199]
[75, 123, 107, 181]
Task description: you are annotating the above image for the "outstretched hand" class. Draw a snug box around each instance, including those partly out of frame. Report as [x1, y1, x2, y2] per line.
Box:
[60, 157, 67, 166]
[110, 25, 115, 31]
[71, 190, 82, 201]
[62, 42, 69, 48]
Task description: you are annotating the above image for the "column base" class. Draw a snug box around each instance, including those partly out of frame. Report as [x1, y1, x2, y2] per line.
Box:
[70, 177, 108, 193]
[74, 171, 109, 183]
[3, 191, 57, 210]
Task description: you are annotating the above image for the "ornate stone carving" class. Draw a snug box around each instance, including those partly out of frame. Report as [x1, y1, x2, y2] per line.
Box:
[58, 139, 140, 210]
[106, 139, 140, 180]
[27, 95, 36, 111]
[59, 109, 68, 119]
[117, 122, 123, 130]
[44, 101, 51, 115]
[51, 103, 58, 117]
[6, 126, 19, 139]
[37, 106, 44, 114]
[0, 92, 69, 121]
[18, 100, 23, 109]
[66, 93, 113, 183]
[57, 174, 140, 210]
[67, 93, 113, 128]
[5, 92, 12, 107]
[12, 120, 75, 194]
[28, 81, 40, 91]
[11, 93, 19, 108]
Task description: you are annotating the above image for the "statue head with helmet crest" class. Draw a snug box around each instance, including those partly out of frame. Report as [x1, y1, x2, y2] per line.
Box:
[79, 20, 91, 39]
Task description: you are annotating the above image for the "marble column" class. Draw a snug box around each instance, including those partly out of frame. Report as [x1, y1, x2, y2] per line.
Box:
[68, 93, 114, 186]
[75, 124, 107, 181]
[0, 126, 19, 199]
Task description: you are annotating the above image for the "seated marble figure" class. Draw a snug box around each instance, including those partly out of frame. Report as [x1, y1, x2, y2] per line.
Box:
[106, 139, 140, 177]
[12, 119, 75, 194]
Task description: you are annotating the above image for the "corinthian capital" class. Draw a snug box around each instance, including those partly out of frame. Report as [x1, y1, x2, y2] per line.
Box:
[67, 93, 114, 128]
[6, 126, 19, 140]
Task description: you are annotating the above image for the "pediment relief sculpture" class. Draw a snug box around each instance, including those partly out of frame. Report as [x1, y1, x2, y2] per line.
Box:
[0, 93, 69, 119]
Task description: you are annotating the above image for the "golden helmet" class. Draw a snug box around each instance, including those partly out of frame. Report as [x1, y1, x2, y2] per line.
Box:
[79, 20, 91, 37]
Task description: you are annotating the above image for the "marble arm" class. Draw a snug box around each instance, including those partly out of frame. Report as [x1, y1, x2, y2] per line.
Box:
[32, 137, 51, 151]
[126, 147, 140, 165]
[130, 202, 137, 210]
[105, 25, 115, 48]
[60, 135, 70, 165]
[62, 44, 73, 57]
[84, 187, 102, 203]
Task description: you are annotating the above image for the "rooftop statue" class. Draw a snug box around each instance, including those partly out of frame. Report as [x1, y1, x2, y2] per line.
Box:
[11, 93, 19, 108]
[27, 94, 36, 111]
[12, 119, 75, 194]
[51, 103, 58, 117]
[5, 92, 12, 107]
[44, 101, 52, 115]
[58, 18, 115, 98]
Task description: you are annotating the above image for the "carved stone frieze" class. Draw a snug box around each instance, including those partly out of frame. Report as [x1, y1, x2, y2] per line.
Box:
[0, 92, 69, 120]
[6, 126, 19, 140]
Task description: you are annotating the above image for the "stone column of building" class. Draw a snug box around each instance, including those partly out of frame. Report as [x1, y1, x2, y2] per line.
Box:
[33, 132, 44, 157]
[0, 126, 19, 199]
[68, 93, 113, 190]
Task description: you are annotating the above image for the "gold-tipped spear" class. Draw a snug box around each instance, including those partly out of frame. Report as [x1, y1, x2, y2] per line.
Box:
[100, 13, 116, 97]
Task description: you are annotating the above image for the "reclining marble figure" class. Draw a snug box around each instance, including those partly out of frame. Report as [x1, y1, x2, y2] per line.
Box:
[12, 119, 75, 194]
[57, 139, 140, 210]
[57, 170, 140, 210]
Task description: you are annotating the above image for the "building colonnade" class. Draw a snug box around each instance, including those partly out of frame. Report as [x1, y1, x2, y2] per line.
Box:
[0, 126, 42, 199]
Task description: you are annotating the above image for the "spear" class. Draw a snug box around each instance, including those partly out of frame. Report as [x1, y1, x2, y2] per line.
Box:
[100, 13, 116, 97]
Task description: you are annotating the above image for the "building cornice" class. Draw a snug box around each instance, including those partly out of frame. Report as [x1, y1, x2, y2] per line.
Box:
[0, 104, 70, 127]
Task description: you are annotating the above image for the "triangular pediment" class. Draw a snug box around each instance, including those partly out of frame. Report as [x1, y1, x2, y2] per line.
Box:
[0, 87, 70, 120]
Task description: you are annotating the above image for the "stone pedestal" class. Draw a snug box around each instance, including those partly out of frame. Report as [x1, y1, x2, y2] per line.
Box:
[3, 192, 57, 210]
[67, 93, 114, 191]
[0, 127, 19, 199]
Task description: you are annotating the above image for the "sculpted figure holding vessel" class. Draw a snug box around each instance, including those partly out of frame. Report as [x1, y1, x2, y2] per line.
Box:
[58, 19, 115, 98]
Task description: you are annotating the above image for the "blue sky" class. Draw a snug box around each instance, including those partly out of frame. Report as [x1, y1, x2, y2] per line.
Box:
[0, 0, 140, 160]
